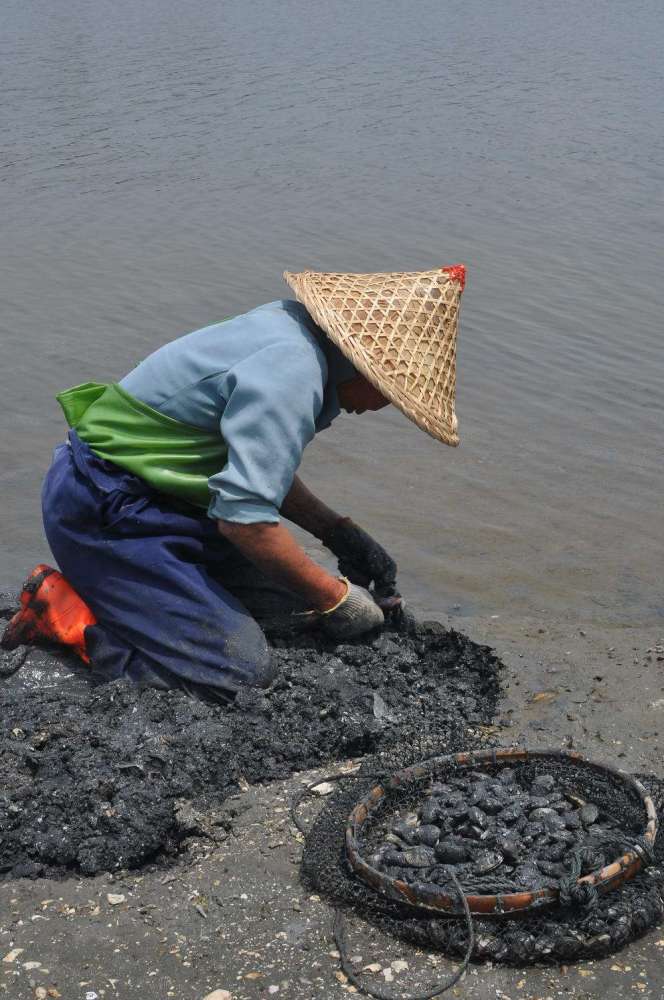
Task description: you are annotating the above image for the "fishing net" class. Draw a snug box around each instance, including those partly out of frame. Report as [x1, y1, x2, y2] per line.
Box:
[300, 748, 664, 966]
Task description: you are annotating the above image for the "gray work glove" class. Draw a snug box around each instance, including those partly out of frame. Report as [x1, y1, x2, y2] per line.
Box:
[319, 581, 384, 639]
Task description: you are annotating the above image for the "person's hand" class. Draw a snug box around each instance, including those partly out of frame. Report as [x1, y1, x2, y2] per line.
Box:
[322, 518, 397, 592]
[322, 518, 417, 630]
[319, 580, 385, 639]
[380, 596, 417, 632]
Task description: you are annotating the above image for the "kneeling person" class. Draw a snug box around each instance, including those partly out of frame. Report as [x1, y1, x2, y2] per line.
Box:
[2, 266, 465, 698]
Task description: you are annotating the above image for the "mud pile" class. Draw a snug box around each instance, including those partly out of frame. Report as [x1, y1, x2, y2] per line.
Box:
[0, 621, 501, 879]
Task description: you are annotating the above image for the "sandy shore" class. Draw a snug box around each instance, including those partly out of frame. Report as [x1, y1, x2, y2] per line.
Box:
[1, 607, 662, 1000]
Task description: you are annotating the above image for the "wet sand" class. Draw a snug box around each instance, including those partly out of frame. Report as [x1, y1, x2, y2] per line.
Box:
[1, 607, 663, 999]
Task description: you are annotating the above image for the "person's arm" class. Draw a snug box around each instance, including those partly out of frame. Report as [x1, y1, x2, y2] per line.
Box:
[279, 475, 343, 541]
[217, 518, 384, 636]
[281, 476, 399, 597]
[217, 519, 346, 611]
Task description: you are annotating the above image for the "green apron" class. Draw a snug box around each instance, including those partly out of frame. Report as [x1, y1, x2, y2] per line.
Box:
[56, 382, 228, 510]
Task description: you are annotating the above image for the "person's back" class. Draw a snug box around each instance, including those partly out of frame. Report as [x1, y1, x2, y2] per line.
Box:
[120, 299, 334, 435]
[57, 299, 352, 522]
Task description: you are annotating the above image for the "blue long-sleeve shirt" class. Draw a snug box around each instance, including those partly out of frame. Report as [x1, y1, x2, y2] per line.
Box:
[120, 300, 356, 524]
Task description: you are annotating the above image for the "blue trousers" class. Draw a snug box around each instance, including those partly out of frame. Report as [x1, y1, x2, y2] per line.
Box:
[41, 432, 279, 696]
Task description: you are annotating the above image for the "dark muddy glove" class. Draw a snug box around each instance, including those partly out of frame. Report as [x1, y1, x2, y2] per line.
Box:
[323, 518, 397, 592]
[319, 581, 385, 639]
[323, 518, 413, 627]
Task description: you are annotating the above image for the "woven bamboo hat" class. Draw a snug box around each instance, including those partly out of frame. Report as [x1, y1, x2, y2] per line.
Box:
[283, 265, 466, 446]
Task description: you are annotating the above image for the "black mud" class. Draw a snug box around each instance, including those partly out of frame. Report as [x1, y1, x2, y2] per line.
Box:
[0, 620, 501, 879]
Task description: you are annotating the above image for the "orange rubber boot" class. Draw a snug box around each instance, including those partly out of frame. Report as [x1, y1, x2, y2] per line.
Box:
[1, 564, 97, 663]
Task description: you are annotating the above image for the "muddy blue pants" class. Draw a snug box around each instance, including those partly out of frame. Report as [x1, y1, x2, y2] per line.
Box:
[41, 432, 279, 696]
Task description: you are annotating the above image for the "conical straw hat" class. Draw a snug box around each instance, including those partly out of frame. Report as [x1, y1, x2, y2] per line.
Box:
[283, 265, 465, 446]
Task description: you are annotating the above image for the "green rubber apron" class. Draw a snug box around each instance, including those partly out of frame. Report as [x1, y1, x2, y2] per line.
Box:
[56, 382, 228, 510]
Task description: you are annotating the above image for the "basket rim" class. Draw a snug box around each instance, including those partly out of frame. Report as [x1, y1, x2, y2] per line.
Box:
[345, 747, 658, 917]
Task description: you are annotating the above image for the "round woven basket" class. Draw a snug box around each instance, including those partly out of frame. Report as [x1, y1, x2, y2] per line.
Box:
[345, 748, 658, 917]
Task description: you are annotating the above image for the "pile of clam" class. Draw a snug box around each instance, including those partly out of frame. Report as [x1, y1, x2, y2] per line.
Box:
[369, 768, 623, 890]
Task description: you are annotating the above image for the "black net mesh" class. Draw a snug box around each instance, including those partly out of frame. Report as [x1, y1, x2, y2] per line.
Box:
[301, 754, 664, 965]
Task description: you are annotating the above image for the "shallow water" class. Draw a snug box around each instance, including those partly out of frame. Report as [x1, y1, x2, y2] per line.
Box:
[2, 0, 663, 623]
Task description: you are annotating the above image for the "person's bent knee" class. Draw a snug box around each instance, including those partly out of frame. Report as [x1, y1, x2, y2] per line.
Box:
[225, 622, 276, 690]
[243, 629, 276, 688]
[249, 646, 277, 689]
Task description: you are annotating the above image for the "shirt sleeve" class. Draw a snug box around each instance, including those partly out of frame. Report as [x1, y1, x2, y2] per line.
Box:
[207, 342, 326, 524]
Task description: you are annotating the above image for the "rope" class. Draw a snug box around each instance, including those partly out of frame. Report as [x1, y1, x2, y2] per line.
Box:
[0, 646, 29, 677]
[632, 833, 657, 867]
[290, 770, 354, 835]
[333, 868, 474, 1000]
[558, 832, 657, 911]
[558, 847, 602, 909]
[291, 773, 475, 1000]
